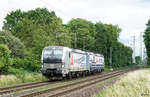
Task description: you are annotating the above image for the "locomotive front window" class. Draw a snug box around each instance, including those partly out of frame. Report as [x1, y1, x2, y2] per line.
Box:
[54, 50, 63, 59]
[43, 49, 63, 63]
[43, 50, 53, 58]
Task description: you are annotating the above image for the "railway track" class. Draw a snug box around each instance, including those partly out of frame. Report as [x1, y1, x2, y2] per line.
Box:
[0, 81, 51, 95]
[18, 68, 138, 97]
[0, 67, 139, 97]
[48, 70, 127, 97]
[0, 71, 111, 95]
[48, 68, 138, 97]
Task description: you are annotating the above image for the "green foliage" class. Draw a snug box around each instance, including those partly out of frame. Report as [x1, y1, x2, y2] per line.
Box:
[2, 8, 134, 73]
[8, 67, 46, 83]
[3, 8, 71, 48]
[12, 58, 24, 69]
[67, 20, 132, 67]
[8, 67, 24, 75]
[3, 9, 25, 31]
[24, 53, 40, 72]
[0, 30, 24, 58]
[144, 20, 150, 65]
[0, 44, 12, 73]
[2, 8, 72, 72]
[135, 56, 141, 65]
[94, 22, 132, 67]
[68, 18, 96, 50]
[0, 68, 46, 86]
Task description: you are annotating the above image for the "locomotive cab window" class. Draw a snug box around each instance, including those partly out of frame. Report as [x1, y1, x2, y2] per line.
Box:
[43, 48, 63, 64]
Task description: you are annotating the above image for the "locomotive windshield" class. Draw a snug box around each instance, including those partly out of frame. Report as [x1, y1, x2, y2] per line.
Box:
[43, 48, 63, 63]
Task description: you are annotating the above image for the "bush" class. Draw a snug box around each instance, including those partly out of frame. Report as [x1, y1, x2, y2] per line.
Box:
[0, 30, 24, 58]
[0, 44, 12, 74]
[0, 71, 46, 86]
[8, 67, 24, 75]
[12, 58, 24, 69]
[24, 54, 41, 72]
[0, 75, 22, 86]
[8, 67, 27, 82]
[8, 67, 46, 83]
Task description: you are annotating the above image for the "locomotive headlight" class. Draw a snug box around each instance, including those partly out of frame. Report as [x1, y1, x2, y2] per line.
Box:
[62, 62, 65, 68]
[62, 64, 64, 68]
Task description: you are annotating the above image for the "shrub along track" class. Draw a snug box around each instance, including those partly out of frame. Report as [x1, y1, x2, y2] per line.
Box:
[17, 67, 138, 97]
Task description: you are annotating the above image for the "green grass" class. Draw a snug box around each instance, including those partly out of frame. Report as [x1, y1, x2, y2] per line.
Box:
[143, 65, 150, 68]
[0, 67, 47, 87]
[104, 64, 138, 71]
[96, 76, 118, 86]
[0, 65, 139, 87]
[0, 72, 47, 87]
[95, 69, 150, 97]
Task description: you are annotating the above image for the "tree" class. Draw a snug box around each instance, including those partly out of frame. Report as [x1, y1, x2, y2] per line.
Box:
[135, 56, 141, 65]
[68, 18, 96, 51]
[3, 9, 25, 31]
[2, 8, 72, 71]
[3, 8, 71, 47]
[144, 19, 150, 65]
[0, 44, 12, 73]
[95, 22, 123, 66]
[0, 30, 24, 58]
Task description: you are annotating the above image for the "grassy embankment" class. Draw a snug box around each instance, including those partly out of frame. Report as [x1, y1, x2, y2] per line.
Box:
[0, 65, 137, 87]
[104, 64, 138, 71]
[95, 69, 150, 97]
[0, 68, 46, 87]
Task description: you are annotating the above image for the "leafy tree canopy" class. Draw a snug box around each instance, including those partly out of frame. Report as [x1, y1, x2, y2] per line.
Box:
[0, 44, 12, 73]
[135, 56, 141, 65]
[144, 19, 150, 65]
[0, 30, 24, 58]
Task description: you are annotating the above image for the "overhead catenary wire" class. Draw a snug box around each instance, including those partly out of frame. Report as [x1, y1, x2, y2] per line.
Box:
[38, 0, 71, 19]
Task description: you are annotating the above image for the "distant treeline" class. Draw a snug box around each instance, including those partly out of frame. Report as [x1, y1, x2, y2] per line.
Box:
[0, 8, 133, 74]
[144, 20, 150, 65]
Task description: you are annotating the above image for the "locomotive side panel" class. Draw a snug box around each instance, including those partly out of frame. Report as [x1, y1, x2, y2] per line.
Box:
[100, 56, 104, 69]
[62, 48, 71, 75]
[41, 46, 104, 78]
[69, 51, 87, 72]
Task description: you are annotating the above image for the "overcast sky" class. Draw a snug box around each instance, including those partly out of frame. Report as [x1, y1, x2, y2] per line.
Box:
[0, 0, 149, 57]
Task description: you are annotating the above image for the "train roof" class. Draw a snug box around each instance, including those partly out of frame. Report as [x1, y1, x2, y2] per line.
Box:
[86, 52, 94, 55]
[43, 46, 103, 56]
[72, 49, 86, 54]
[86, 51, 104, 57]
[44, 46, 70, 50]
[95, 53, 104, 57]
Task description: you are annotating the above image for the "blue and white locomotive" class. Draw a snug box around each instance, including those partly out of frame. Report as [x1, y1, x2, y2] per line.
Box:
[41, 46, 104, 78]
